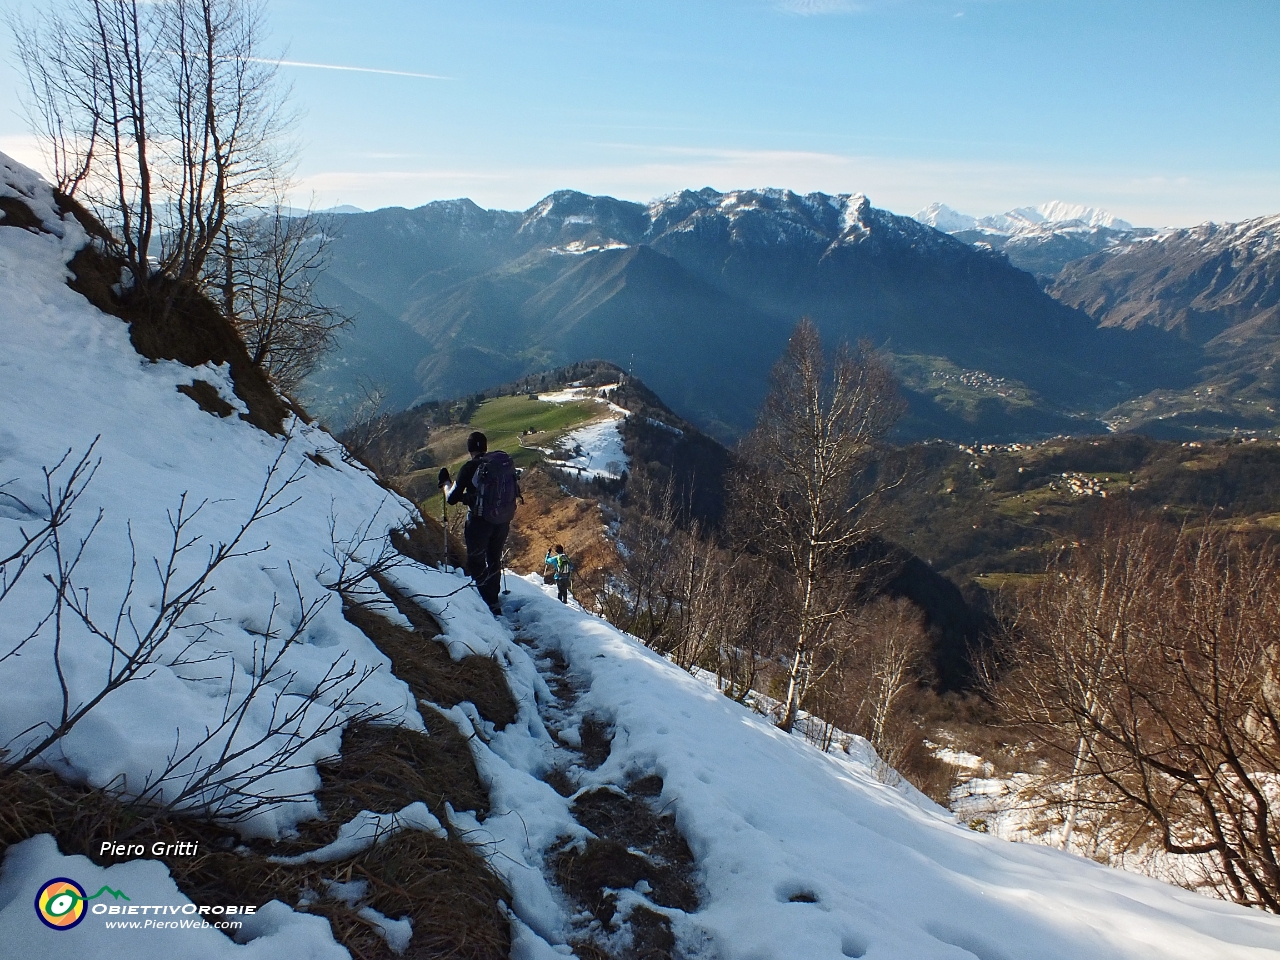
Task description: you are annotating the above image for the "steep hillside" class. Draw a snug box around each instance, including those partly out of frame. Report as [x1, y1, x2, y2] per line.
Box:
[878, 433, 1280, 589]
[311, 189, 1174, 442]
[0, 153, 527, 958]
[1049, 214, 1280, 339]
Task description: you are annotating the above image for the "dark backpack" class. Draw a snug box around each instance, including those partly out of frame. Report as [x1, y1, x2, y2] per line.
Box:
[474, 451, 519, 524]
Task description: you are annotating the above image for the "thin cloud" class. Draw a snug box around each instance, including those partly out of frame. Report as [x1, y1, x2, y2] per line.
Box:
[250, 58, 451, 80]
[774, 0, 862, 13]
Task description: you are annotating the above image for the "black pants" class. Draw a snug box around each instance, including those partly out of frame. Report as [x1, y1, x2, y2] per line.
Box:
[556, 577, 569, 603]
[464, 514, 509, 612]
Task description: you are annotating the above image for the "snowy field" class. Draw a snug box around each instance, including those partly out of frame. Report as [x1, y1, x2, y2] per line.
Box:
[4, 152, 1280, 958]
[537, 383, 629, 480]
[548, 417, 629, 480]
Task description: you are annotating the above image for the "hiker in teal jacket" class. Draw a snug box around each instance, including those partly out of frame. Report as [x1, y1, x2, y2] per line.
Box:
[544, 544, 572, 603]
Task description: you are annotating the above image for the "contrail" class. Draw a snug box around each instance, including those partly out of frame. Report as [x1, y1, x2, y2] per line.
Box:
[250, 57, 451, 80]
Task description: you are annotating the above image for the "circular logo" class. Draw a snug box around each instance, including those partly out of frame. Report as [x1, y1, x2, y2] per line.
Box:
[35, 878, 87, 930]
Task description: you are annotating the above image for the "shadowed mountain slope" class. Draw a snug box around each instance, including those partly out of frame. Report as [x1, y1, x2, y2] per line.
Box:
[310, 188, 1198, 440]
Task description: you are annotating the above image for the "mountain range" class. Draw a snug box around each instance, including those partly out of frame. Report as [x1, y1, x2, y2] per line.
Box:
[1049, 212, 1280, 435]
[306, 188, 1195, 442]
[304, 187, 1280, 444]
[6, 149, 1280, 960]
[914, 200, 1157, 279]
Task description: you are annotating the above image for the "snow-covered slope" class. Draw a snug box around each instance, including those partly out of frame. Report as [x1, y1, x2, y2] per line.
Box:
[0, 154, 541, 956]
[536, 382, 629, 480]
[0, 153, 425, 839]
[3, 152, 1280, 958]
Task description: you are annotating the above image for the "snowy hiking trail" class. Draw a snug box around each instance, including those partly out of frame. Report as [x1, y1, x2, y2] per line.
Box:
[464, 576, 1280, 960]
[507, 597, 701, 958]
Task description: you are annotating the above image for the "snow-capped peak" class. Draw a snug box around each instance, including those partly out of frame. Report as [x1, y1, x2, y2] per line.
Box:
[916, 201, 1137, 237]
[1018, 201, 1132, 231]
[915, 202, 978, 233]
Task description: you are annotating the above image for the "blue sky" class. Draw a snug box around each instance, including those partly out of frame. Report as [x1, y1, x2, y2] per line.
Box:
[2, 0, 1277, 225]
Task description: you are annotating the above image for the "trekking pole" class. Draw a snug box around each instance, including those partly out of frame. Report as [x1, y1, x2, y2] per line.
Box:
[501, 543, 511, 595]
[441, 495, 449, 568]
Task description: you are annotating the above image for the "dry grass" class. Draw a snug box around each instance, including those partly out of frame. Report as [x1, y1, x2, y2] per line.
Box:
[0, 195, 46, 231]
[392, 518, 467, 573]
[177, 379, 235, 417]
[551, 783, 698, 959]
[0, 724, 512, 960]
[569, 788, 697, 914]
[120, 277, 289, 435]
[343, 584, 518, 729]
[577, 716, 614, 771]
[313, 718, 489, 824]
[167, 719, 511, 960]
[502, 467, 620, 580]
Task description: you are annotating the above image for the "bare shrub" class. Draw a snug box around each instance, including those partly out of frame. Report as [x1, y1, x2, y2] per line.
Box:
[598, 478, 784, 698]
[994, 518, 1280, 910]
[0, 444, 401, 838]
[209, 201, 350, 393]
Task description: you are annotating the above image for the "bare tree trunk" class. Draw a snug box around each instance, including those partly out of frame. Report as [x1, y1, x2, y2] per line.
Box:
[733, 319, 903, 734]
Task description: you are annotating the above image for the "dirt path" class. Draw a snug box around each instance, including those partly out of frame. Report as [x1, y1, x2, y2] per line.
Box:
[507, 612, 701, 960]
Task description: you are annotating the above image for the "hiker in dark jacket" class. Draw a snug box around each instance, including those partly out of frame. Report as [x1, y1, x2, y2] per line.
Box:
[438, 431, 519, 616]
[544, 543, 572, 603]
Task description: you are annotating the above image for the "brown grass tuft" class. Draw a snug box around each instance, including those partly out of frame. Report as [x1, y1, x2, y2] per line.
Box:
[116, 277, 289, 435]
[569, 789, 698, 914]
[391, 518, 467, 572]
[177, 379, 235, 418]
[53, 209, 289, 436]
[315, 718, 489, 824]
[53, 189, 114, 244]
[1, 732, 511, 960]
[342, 576, 518, 729]
[577, 716, 614, 770]
[0, 195, 47, 232]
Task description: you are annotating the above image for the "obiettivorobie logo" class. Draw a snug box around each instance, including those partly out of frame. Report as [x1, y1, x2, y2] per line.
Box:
[35, 878, 130, 930]
[34, 875, 257, 933]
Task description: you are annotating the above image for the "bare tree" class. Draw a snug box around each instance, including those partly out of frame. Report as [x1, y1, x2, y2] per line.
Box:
[591, 477, 784, 697]
[209, 200, 349, 392]
[338, 381, 395, 472]
[849, 597, 930, 754]
[12, 0, 291, 297]
[733, 319, 904, 732]
[995, 518, 1280, 911]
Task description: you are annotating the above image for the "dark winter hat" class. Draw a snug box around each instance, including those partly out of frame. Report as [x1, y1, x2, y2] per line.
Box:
[467, 431, 488, 454]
